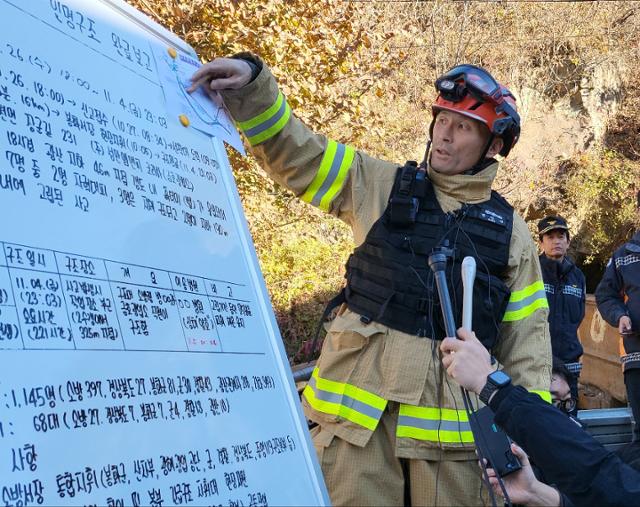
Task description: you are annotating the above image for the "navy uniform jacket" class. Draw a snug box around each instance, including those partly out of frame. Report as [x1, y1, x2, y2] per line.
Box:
[595, 231, 640, 371]
[490, 384, 640, 506]
[596, 231, 640, 331]
[539, 255, 586, 362]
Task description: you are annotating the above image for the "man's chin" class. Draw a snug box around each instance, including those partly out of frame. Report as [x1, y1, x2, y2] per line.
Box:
[430, 162, 451, 174]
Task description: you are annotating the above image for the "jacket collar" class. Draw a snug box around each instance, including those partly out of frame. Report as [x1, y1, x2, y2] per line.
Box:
[540, 254, 575, 280]
[625, 230, 640, 253]
[427, 160, 498, 206]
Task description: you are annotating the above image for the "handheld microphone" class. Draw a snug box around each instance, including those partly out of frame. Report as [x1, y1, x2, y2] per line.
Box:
[461, 256, 476, 331]
[428, 250, 520, 506]
[428, 250, 456, 337]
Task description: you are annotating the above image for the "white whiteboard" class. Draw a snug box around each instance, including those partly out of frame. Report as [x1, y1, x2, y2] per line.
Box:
[0, 0, 329, 505]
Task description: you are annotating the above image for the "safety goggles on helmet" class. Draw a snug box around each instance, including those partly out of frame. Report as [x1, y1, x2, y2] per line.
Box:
[435, 64, 520, 125]
[432, 64, 521, 156]
[437, 65, 503, 100]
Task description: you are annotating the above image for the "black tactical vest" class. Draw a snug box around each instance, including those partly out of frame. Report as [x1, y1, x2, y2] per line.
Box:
[344, 162, 514, 349]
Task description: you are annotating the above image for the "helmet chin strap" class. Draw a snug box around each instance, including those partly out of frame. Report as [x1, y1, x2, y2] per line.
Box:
[419, 140, 432, 170]
[467, 133, 496, 175]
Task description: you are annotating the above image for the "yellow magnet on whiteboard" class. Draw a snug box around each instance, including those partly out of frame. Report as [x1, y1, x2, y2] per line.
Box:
[167, 47, 178, 59]
[179, 114, 190, 127]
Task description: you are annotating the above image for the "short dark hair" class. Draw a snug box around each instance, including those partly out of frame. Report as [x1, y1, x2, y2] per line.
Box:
[551, 356, 571, 384]
[538, 229, 570, 243]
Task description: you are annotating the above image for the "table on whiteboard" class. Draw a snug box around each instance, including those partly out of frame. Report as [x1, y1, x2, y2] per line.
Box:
[0, 0, 329, 505]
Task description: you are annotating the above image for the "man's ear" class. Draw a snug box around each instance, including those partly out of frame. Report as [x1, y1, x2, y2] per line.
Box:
[486, 137, 504, 158]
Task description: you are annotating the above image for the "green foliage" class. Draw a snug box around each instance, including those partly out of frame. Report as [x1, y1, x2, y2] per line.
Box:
[564, 150, 640, 264]
[258, 230, 353, 361]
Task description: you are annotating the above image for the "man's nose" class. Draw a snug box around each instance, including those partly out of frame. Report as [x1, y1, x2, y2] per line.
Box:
[440, 125, 453, 142]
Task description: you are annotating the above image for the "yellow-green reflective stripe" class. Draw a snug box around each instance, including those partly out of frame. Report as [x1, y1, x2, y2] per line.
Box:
[509, 280, 545, 302]
[399, 404, 469, 422]
[503, 280, 548, 322]
[237, 91, 284, 131]
[503, 297, 548, 322]
[301, 141, 354, 212]
[246, 103, 291, 146]
[302, 367, 386, 431]
[301, 140, 337, 205]
[397, 405, 473, 443]
[311, 368, 386, 410]
[396, 425, 475, 443]
[531, 390, 552, 403]
[302, 385, 380, 431]
[318, 145, 354, 212]
[305, 371, 385, 421]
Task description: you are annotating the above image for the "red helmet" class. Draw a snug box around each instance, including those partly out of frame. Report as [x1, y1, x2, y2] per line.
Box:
[431, 64, 521, 157]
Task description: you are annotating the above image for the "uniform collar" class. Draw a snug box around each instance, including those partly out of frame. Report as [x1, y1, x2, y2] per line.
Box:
[427, 160, 498, 205]
[540, 254, 575, 279]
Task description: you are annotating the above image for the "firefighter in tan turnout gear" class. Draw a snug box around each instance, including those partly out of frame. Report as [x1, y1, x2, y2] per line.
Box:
[191, 55, 552, 506]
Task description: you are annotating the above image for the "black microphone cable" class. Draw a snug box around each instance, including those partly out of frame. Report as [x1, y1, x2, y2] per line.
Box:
[428, 249, 513, 507]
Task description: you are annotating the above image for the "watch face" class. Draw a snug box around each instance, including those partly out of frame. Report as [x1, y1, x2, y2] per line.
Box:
[489, 370, 511, 387]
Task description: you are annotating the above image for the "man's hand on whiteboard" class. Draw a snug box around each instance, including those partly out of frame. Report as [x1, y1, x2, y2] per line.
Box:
[188, 58, 253, 96]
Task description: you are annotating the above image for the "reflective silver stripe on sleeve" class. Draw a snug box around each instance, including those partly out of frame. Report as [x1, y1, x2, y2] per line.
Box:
[504, 289, 547, 312]
[307, 373, 384, 420]
[310, 142, 346, 208]
[242, 97, 288, 138]
[397, 415, 472, 433]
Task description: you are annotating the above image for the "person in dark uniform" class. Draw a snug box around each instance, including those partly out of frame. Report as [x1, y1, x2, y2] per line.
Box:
[595, 191, 640, 440]
[440, 328, 640, 506]
[538, 216, 586, 413]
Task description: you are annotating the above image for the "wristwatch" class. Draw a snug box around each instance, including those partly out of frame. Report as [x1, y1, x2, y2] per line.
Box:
[479, 370, 511, 405]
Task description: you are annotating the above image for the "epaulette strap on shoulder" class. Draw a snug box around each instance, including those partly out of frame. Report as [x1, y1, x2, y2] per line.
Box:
[389, 161, 421, 227]
[625, 242, 640, 254]
[489, 189, 513, 210]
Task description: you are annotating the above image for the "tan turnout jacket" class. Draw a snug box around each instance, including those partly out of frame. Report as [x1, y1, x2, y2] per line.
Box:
[221, 58, 552, 461]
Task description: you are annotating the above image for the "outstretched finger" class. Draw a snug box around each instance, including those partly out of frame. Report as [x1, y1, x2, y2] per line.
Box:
[190, 60, 223, 83]
[187, 75, 213, 94]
